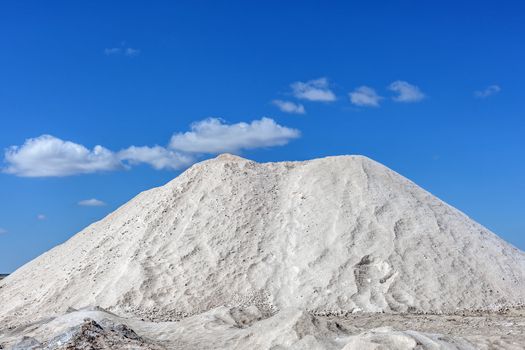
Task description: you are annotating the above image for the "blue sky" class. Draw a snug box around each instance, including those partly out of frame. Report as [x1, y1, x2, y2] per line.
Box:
[1, 1, 524, 272]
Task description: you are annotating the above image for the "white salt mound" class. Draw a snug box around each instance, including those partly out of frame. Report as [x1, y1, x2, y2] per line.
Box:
[0, 154, 524, 334]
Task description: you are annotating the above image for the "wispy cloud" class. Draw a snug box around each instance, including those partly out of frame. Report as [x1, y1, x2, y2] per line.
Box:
[37, 214, 46, 221]
[104, 47, 121, 55]
[474, 85, 501, 98]
[104, 43, 140, 57]
[3, 118, 300, 177]
[388, 81, 425, 103]
[291, 78, 336, 102]
[78, 198, 106, 207]
[349, 86, 383, 107]
[169, 117, 300, 154]
[0, 228, 7, 235]
[124, 48, 140, 57]
[272, 100, 306, 114]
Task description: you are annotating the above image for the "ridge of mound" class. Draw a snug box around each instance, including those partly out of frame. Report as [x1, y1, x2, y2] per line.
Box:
[0, 154, 524, 326]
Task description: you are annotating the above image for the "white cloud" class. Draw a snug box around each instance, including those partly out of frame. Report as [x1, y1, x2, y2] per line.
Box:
[169, 117, 300, 154]
[3, 135, 122, 177]
[37, 214, 46, 220]
[104, 47, 121, 55]
[0, 228, 7, 235]
[104, 45, 140, 57]
[349, 86, 383, 107]
[118, 146, 193, 170]
[125, 48, 140, 57]
[474, 85, 501, 98]
[2, 136, 188, 176]
[272, 100, 306, 114]
[3, 118, 300, 177]
[388, 81, 425, 102]
[291, 78, 336, 102]
[78, 198, 106, 207]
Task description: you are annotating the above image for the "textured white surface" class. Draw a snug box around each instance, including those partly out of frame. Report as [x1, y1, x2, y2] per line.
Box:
[0, 154, 524, 328]
[2, 306, 523, 349]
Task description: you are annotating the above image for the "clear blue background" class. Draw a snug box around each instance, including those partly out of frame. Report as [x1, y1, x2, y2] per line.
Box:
[1, 1, 524, 272]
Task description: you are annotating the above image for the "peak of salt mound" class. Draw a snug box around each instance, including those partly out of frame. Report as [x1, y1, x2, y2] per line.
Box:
[213, 153, 250, 162]
[0, 155, 524, 326]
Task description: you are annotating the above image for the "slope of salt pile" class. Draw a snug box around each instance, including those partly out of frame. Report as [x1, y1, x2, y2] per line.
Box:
[0, 154, 524, 328]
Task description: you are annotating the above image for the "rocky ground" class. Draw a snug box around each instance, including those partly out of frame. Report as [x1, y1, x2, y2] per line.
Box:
[1, 306, 524, 349]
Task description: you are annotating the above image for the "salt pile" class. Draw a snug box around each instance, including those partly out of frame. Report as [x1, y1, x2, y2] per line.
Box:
[1, 154, 524, 349]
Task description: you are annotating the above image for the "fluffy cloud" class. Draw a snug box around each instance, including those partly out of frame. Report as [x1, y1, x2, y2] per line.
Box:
[37, 214, 46, 220]
[272, 100, 306, 114]
[388, 81, 425, 102]
[118, 146, 193, 170]
[349, 86, 383, 107]
[291, 78, 336, 102]
[78, 199, 106, 207]
[474, 85, 501, 98]
[3, 118, 299, 177]
[169, 117, 300, 154]
[3, 135, 122, 177]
